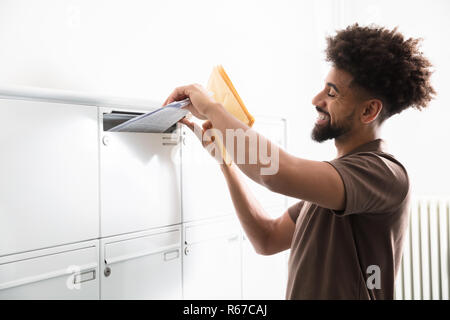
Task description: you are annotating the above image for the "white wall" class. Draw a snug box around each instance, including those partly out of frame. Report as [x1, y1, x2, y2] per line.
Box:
[337, 0, 450, 196]
[0, 0, 311, 108]
[0, 0, 448, 197]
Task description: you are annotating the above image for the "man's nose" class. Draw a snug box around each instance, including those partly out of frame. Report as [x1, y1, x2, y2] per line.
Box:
[311, 91, 326, 108]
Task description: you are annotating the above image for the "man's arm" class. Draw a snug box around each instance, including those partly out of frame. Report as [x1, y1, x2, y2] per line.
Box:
[220, 162, 296, 255]
[164, 84, 345, 211]
[208, 105, 345, 211]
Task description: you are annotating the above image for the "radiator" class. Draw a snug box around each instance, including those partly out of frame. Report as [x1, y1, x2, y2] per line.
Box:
[395, 197, 450, 300]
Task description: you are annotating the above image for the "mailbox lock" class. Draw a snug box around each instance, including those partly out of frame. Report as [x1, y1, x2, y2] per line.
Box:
[104, 266, 111, 277]
[102, 136, 110, 146]
[184, 247, 190, 256]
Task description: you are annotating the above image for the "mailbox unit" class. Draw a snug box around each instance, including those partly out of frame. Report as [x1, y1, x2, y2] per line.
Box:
[0, 88, 289, 300]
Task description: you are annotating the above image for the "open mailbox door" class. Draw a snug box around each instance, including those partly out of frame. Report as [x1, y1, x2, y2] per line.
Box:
[104, 99, 190, 133]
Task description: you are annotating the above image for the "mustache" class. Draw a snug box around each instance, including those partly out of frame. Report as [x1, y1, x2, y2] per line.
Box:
[315, 106, 330, 115]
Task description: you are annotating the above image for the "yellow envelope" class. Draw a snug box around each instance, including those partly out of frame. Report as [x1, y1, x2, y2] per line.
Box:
[206, 65, 255, 165]
[207, 65, 255, 127]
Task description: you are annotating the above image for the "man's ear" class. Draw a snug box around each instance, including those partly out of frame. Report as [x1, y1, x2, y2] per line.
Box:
[361, 99, 383, 124]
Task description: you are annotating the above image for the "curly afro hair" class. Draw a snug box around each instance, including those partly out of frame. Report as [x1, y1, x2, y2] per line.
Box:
[325, 24, 435, 121]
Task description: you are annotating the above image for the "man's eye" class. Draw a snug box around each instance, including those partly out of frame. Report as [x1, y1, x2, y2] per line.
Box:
[327, 90, 336, 98]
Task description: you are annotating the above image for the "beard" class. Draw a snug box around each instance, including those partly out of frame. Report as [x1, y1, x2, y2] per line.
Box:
[311, 112, 354, 143]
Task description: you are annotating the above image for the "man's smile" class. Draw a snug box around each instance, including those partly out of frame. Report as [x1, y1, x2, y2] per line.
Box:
[315, 106, 330, 126]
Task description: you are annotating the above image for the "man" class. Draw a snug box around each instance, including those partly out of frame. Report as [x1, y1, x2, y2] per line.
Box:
[164, 24, 435, 299]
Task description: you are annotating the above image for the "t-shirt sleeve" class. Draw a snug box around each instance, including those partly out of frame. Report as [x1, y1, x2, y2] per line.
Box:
[326, 152, 409, 216]
[288, 201, 305, 223]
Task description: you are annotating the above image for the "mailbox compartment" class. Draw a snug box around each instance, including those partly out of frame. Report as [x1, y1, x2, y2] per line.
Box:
[100, 225, 182, 299]
[99, 107, 182, 237]
[182, 216, 242, 299]
[0, 240, 99, 300]
[181, 126, 235, 222]
[0, 99, 99, 256]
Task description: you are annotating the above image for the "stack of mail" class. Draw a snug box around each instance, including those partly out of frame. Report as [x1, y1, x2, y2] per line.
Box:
[108, 98, 190, 133]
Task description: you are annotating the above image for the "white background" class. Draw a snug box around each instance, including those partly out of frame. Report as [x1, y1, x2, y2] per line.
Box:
[0, 0, 449, 198]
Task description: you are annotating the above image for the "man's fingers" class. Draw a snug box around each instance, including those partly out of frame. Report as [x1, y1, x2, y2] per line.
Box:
[163, 84, 209, 121]
[179, 117, 216, 156]
[179, 117, 195, 131]
[202, 140, 214, 148]
[179, 117, 205, 142]
[202, 120, 213, 131]
[184, 105, 207, 120]
[163, 85, 190, 106]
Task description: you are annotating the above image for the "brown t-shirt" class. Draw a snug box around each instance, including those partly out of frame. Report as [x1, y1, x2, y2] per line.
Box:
[286, 139, 410, 300]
